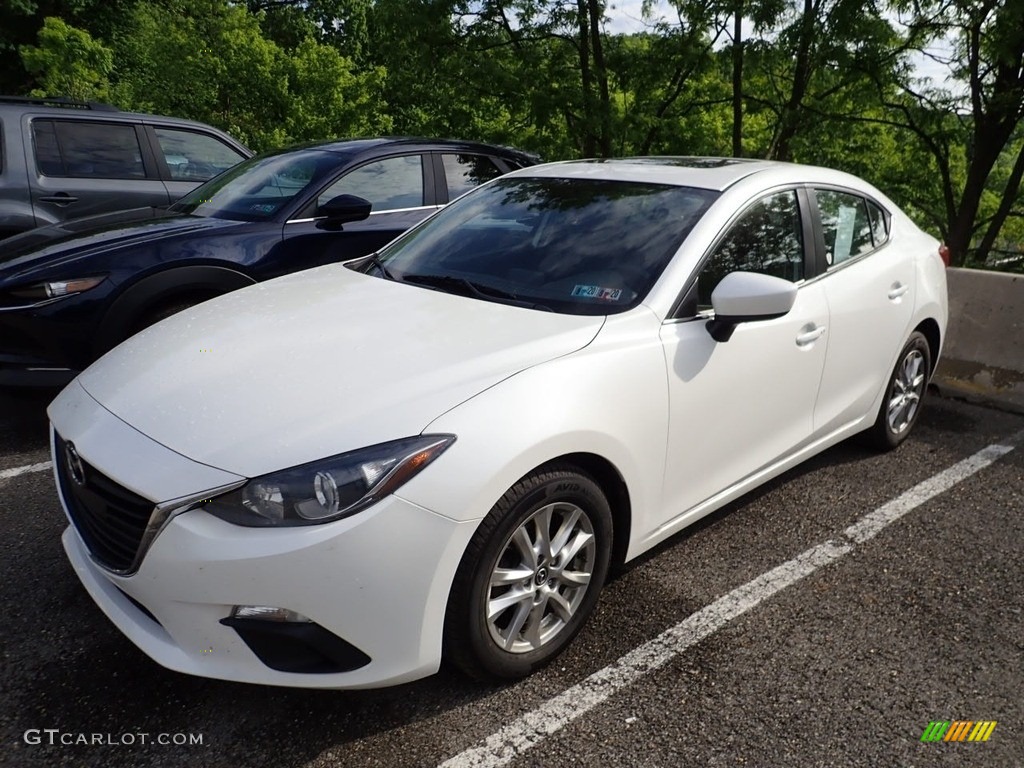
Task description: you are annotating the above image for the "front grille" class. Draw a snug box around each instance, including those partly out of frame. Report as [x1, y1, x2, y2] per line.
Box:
[55, 434, 155, 572]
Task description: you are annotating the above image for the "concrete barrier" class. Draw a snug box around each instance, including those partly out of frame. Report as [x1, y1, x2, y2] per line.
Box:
[933, 267, 1024, 413]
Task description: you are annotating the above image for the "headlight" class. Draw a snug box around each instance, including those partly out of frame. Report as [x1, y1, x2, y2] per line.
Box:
[9, 276, 106, 300]
[203, 434, 456, 527]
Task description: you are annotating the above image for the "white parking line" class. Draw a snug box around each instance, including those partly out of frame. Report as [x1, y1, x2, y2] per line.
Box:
[439, 434, 1020, 768]
[0, 460, 52, 482]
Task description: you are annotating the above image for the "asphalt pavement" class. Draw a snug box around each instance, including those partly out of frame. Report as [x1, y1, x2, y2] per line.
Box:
[1, 387, 1021, 768]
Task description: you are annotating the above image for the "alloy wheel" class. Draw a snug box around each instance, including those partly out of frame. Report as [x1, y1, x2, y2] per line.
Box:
[887, 348, 926, 434]
[485, 501, 596, 654]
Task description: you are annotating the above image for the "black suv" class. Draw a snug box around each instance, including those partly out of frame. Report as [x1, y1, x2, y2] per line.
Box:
[0, 96, 250, 239]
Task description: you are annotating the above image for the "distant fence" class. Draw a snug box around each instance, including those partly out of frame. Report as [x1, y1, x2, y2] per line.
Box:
[933, 267, 1024, 413]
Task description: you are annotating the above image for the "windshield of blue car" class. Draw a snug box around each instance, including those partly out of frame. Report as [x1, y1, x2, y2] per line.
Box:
[362, 177, 718, 315]
[170, 148, 345, 222]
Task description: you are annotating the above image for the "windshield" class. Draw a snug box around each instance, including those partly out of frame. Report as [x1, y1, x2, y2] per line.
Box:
[362, 177, 717, 315]
[170, 148, 346, 222]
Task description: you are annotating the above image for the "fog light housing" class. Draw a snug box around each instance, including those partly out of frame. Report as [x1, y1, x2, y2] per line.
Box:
[221, 607, 371, 674]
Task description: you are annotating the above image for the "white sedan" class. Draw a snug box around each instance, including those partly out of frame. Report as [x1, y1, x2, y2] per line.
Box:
[49, 157, 948, 688]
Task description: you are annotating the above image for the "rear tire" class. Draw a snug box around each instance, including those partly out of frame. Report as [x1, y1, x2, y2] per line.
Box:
[865, 331, 931, 451]
[444, 465, 612, 681]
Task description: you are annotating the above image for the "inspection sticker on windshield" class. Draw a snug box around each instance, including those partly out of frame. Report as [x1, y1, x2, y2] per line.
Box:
[572, 284, 622, 301]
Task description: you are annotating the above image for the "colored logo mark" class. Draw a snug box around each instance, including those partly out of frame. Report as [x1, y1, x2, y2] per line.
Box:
[921, 721, 997, 742]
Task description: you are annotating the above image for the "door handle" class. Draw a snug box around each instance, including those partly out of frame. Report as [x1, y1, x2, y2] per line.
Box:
[38, 193, 79, 206]
[887, 283, 909, 300]
[795, 325, 827, 347]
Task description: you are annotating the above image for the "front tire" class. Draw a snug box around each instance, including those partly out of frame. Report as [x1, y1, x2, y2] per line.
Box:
[866, 331, 931, 450]
[444, 465, 613, 681]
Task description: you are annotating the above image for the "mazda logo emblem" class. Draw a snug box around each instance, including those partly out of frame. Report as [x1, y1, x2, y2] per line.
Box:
[65, 441, 86, 486]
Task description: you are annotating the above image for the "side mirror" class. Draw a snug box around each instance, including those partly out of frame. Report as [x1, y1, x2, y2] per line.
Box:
[317, 194, 372, 229]
[706, 271, 797, 342]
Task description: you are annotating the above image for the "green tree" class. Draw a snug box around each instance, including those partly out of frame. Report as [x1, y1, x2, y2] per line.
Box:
[111, 0, 387, 150]
[1, 0, 139, 94]
[20, 16, 113, 102]
[878, 0, 1024, 265]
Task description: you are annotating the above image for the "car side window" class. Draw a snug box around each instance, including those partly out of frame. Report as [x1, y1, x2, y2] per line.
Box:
[317, 155, 424, 212]
[696, 190, 804, 309]
[867, 199, 889, 247]
[32, 120, 145, 179]
[815, 189, 874, 267]
[153, 127, 245, 181]
[441, 154, 503, 200]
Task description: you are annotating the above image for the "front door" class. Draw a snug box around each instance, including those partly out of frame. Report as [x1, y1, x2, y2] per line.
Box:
[271, 153, 440, 276]
[656, 189, 829, 538]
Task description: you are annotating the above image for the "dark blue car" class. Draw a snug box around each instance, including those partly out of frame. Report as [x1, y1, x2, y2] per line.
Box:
[0, 138, 536, 385]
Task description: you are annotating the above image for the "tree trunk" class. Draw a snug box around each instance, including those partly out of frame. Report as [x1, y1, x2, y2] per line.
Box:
[731, 4, 743, 157]
[974, 140, 1024, 264]
[587, 0, 612, 157]
[575, 0, 596, 156]
[768, 0, 816, 161]
[947, 121, 1015, 265]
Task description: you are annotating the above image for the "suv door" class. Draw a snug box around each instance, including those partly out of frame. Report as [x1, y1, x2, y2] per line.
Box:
[809, 187, 915, 434]
[28, 118, 171, 225]
[656, 188, 829, 530]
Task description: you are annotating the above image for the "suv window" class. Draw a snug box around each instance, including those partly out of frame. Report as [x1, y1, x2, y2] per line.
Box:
[441, 154, 503, 199]
[153, 127, 245, 181]
[697, 190, 804, 309]
[318, 155, 424, 212]
[33, 120, 145, 179]
[815, 189, 874, 266]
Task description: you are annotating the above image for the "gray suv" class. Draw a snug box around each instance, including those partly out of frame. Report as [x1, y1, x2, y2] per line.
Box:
[0, 96, 250, 240]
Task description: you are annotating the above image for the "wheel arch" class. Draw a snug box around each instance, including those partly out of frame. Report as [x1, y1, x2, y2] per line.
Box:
[913, 317, 941, 378]
[95, 264, 256, 353]
[535, 452, 632, 568]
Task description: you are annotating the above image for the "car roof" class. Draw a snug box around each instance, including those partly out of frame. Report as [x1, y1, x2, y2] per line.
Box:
[511, 156, 799, 191]
[298, 136, 538, 161]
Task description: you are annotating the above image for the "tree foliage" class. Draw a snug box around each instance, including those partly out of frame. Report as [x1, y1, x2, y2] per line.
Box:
[20, 16, 113, 102]
[4, 0, 1023, 265]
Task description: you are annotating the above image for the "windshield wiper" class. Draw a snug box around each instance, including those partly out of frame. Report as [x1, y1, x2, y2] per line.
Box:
[360, 253, 395, 280]
[400, 273, 551, 311]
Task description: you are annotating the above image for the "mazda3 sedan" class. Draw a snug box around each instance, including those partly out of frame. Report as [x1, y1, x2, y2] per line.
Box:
[49, 157, 948, 688]
[0, 137, 535, 386]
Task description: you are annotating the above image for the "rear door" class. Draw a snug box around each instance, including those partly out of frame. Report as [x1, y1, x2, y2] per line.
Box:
[433, 152, 508, 203]
[27, 117, 171, 225]
[808, 187, 915, 435]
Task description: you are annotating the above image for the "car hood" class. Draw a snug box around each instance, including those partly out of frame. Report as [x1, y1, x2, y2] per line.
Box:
[76, 264, 604, 479]
[0, 208, 240, 278]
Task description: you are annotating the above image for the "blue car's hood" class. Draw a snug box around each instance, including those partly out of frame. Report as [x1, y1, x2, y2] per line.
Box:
[0, 208, 245, 280]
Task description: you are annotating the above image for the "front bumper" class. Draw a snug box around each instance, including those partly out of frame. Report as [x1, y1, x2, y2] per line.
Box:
[0, 352, 75, 387]
[0, 295, 100, 386]
[61, 494, 474, 688]
[50, 380, 477, 689]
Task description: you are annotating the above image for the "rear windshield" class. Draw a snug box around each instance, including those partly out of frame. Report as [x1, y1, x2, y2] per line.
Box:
[369, 177, 717, 315]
